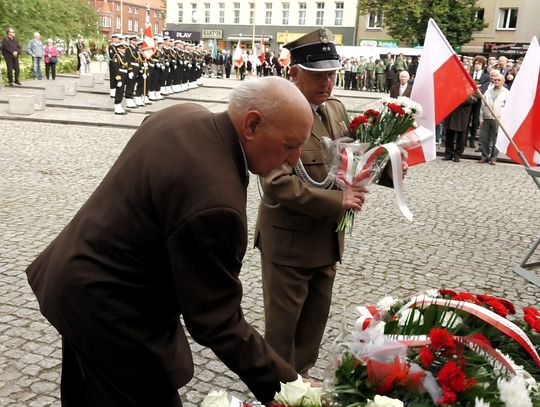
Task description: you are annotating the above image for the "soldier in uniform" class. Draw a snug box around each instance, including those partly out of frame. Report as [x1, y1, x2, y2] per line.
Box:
[375, 58, 386, 92]
[124, 35, 142, 109]
[356, 56, 366, 90]
[110, 42, 129, 115]
[158, 36, 171, 95]
[107, 34, 122, 98]
[365, 56, 375, 91]
[148, 37, 164, 100]
[255, 28, 374, 378]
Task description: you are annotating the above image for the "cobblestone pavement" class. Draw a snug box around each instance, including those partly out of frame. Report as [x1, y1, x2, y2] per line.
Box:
[1, 78, 539, 406]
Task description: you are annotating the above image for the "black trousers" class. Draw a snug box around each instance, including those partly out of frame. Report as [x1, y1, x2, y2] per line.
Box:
[5, 57, 20, 83]
[61, 339, 182, 407]
[45, 63, 56, 79]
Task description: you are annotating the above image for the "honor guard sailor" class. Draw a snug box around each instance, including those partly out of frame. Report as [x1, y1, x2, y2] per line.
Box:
[111, 41, 129, 115]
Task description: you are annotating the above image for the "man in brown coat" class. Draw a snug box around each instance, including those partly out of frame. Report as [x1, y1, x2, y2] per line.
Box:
[24, 76, 313, 406]
[255, 28, 369, 378]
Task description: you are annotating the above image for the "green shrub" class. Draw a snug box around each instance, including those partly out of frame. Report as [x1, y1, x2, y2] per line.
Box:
[1, 54, 78, 84]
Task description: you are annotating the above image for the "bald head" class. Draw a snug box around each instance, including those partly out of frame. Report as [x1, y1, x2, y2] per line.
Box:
[228, 77, 313, 176]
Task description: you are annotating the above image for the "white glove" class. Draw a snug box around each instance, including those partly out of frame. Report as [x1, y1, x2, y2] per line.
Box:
[142, 74, 147, 79]
[128, 72, 134, 79]
[117, 81, 122, 88]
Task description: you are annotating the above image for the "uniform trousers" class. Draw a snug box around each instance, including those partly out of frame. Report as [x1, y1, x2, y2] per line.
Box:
[261, 255, 336, 375]
[61, 339, 182, 407]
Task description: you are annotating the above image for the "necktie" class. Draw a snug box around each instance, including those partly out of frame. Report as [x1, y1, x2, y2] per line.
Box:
[317, 105, 332, 136]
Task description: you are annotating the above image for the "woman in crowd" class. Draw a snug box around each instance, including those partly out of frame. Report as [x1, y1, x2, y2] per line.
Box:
[43, 38, 59, 80]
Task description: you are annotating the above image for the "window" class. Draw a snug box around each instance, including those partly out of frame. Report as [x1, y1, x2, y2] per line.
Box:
[178, 3, 183, 22]
[116, 4, 121, 11]
[316, 2, 324, 26]
[115, 16, 121, 30]
[298, 2, 306, 25]
[102, 16, 111, 28]
[154, 11, 159, 18]
[335, 2, 344, 26]
[134, 8, 139, 15]
[249, 3, 255, 24]
[475, 8, 485, 21]
[134, 19, 139, 32]
[154, 22, 159, 34]
[367, 10, 383, 29]
[219, 3, 225, 24]
[128, 6, 133, 13]
[265, 3, 272, 24]
[234, 3, 240, 24]
[191, 3, 198, 22]
[128, 19, 133, 31]
[497, 8, 518, 29]
[282, 2, 289, 25]
[204, 3, 210, 23]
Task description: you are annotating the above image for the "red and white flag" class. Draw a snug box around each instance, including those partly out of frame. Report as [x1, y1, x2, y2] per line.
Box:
[496, 36, 540, 166]
[233, 37, 243, 68]
[141, 22, 155, 51]
[258, 33, 266, 63]
[408, 19, 478, 166]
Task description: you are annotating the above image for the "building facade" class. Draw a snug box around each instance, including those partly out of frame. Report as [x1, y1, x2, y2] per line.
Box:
[93, 0, 166, 38]
[164, 0, 358, 52]
[355, 0, 540, 57]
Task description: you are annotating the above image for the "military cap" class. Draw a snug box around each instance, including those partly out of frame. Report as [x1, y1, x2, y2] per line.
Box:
[114, 42, 127, 48]
[284, 27, 340, 71]
[127, 35, 138, 41]
[163, 35, 171, 40]
[111, 33, 123, 39]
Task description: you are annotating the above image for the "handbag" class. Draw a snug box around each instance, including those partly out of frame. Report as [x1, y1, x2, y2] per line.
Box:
[50, 56, 58, 64]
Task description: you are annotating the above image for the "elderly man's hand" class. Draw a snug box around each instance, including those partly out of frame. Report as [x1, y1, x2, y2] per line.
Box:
[342, 184, 368, 211]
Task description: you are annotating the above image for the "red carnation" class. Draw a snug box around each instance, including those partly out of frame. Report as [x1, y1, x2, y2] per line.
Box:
[438, 389, 457, 405]
[439, 289, 458, 297]
[350, 115, 368, 131]
[437, 361, 467, 392]
[523, 307, 540, 333]
[367, 357, 409, 394]
[429, 328, 456, 354]
[387, 103, 405, 116]
[364, 109, 381, 118]
[419, 347, 434, 367]
[451, 292, 482, 305]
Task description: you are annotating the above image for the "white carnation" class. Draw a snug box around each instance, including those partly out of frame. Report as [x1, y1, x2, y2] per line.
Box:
[475, 397, 490, 407]
[366, 395, 404, 407]
[377, 296, 397, 311]
[201, 390, 230, 407]
[497, 376, 533, 407]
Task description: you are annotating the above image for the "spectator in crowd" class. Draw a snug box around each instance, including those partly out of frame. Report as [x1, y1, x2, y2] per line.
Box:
[479, 72, 509, 165]
[75, 34, 84, 74]
[27, 31, 44, 80]
[78, 47, 91, 75]
[407, 56, 419, 79]
[1, 27, 22, 86]
[442, 95, 477, 162]
[24, 76, 313, 407]
[389, 70, 412, 98]
[468, 58, 490, 148]
[43, 38, 60, 80]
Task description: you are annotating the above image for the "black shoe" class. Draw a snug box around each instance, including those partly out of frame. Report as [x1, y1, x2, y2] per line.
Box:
[475, 148, 482, 152]
[14, 81, 22, 85]
[453, 156, 461, 162]
[469, 143, 475, 148]
[8, 82, 13, 87]
[442, 155, 453, 161]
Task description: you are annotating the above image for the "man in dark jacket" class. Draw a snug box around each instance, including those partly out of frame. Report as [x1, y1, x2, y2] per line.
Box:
[1, 27, 22, 86]
[25, 76, 313, 407]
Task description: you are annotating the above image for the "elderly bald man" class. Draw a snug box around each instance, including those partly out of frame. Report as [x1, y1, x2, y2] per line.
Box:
[25, 76, 313, 407]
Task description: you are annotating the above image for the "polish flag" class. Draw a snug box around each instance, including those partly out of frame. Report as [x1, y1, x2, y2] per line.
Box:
[408, 19, 478, 166]
[496, 36, 540, 166]
[142, 22, 155, 51]
[258, 33, 266, 63]
[233, 38, 243, 68]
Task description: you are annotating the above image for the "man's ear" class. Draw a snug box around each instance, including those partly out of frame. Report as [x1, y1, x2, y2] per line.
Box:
[243, 111, 262, 141]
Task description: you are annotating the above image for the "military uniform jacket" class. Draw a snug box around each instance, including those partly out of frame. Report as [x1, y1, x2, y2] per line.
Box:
[255, 98, 348, 268]
[25, 103, 296, 403]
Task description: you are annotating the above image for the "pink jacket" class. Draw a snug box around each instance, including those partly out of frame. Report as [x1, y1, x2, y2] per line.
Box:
[43, 45, 59, 63]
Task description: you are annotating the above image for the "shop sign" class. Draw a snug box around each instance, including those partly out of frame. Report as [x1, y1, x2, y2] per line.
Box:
[163, 30, 201, 41]
[202, 29, 223, 39]
[359, 39, 399, 48]
[277, 32, 343, 45]
[483, 42, 530, 54]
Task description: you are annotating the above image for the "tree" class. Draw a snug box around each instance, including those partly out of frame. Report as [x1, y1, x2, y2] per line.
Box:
[358, 0, 487, 48]
[0, 0, 98, 45]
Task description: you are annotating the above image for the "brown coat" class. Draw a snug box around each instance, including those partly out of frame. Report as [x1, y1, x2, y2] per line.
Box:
[389, 83, 412, 98]
[25, 103, 296, 403]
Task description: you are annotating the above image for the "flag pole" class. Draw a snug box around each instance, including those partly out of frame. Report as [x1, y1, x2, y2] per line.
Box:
[475, 89, 533, 170]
